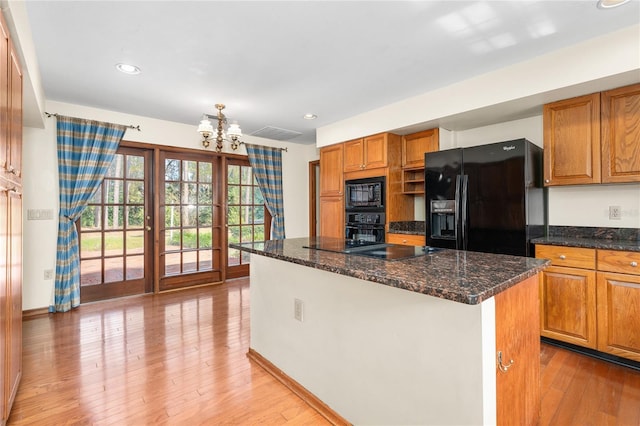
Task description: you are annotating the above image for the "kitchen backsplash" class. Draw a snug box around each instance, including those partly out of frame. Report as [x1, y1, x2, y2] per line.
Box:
[547, 226, 640, 241]
[389, 221, 425, 234]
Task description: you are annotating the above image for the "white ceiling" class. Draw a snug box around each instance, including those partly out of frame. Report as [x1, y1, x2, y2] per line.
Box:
[23, 0, 640, 145]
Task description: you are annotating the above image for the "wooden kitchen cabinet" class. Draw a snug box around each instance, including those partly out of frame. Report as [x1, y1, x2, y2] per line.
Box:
[543, 93, 601, 186]
[601, 83, 640, 183]
[596, 249, 640, 362]
[543, 83, 640, 186]
[401, 128, 439, 194]
[0, 10, 23, 424]
[343, 133, 388, 172]
[387, 233, 424, 246]
[536, 245, 597, 348]
[319, 196, 344, 239]
[319, 144, 344, 197]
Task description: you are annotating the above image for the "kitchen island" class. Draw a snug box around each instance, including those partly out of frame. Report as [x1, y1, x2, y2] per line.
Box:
[232, 237, 549, 425]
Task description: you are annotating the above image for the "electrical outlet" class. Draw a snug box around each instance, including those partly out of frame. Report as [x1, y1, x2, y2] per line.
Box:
[44, 269, 54, 280]
[294, 298, 304, 322]
[609, 205, 622, 220]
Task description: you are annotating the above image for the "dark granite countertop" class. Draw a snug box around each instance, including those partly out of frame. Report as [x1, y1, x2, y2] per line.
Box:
[532, 226, 640, 252]
[231, 237, 549, 306]
[388, 221, 425, 235]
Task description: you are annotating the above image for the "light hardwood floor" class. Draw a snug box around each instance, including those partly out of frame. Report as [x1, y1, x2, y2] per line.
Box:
[8, 278, 640, 425]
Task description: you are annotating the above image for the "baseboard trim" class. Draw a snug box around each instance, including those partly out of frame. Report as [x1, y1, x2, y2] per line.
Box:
[22, 307, 50, 319]
[246, 348, 351, 426]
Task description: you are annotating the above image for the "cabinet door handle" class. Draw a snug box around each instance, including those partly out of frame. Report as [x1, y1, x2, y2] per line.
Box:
[559, 254, 566, 260]
[545, 179, 550, 183]
[631, 261, 638, 267]
[497, 351, 514, 373]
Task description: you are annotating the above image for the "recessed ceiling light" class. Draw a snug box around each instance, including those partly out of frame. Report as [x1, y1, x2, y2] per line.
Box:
[597, 0, 631, 9]
[116, 63, 141, 75]
[303, 113, 317, 120]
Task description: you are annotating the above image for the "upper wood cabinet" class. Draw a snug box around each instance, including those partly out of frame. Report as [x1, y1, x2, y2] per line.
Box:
[543, 83, 640, 186]
[0, 12, 8, 179]
[601, 83, 640, 183]
[402, 128, 439, 169]
[543, 93, 601, 186]
[343, 133, 388, 172]
[319, 144, 344, 197]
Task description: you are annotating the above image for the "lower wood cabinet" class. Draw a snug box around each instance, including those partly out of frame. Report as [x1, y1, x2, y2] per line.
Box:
[319, 196, 344, 239]
[536, 244, 640, 362]
[387, 233, 424, 246]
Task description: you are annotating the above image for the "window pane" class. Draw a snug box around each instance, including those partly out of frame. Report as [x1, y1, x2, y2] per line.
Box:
[182, 183, 198, 205]
[165, 183, 180, 204]
[81, 259, 102, 286]
[241, 166, 252, 185]
[227, 205, 240, 225]
[165, 159, 180, 181]
[165, 230, 180, 250]
[182, 230, 198, 249]
[182, 206, 197, 227]
[126, 255, 144, 279]
[253, 206, 264, 224]
[228, 165, 240, 184]
[127, 181, 144, 204]
[198, 184, 212, 204]
[104, 257, 124, 283]
[105, 180, 124, 204]
[228, 248, 240, 266]
[241, 186, 252, 204]
[104, 231, 124, 256]
[198, 228, 212, 249]
[228, 226, 240, 244]
[198, 206, 212, 226]
[241, 205, 252, 224]
[199, 162, 212, 183]
[126, 230, 144, 254]
[254, 186, 264, 205]
[89, 186, 102, 204]
[241, 225, 253, 242]
[126, 155, 145, 179]
[126, 206, 144, 228]
[81, 232, 102, 258]
[198, 250, 212, 270]
[81, 206, 102, 230]
[241, 251, 251, 264]
[183, 251, 197, 272]
[254, 225, 265, 242]
[105, 206, 124, 230]
[107, 154, 124, 178]
[183, 160, 197, 182]
[165, 253, 181, 275]
[227, 186, 239, 205]
[165, 206, 181, 228]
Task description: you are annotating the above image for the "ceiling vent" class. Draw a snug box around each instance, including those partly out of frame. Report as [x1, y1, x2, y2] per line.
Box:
[250, 126, 302, 141]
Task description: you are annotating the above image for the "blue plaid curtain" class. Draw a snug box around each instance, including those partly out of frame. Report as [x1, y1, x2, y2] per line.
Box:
[51, 116, 126, 312]
[245, 144, 286, 240]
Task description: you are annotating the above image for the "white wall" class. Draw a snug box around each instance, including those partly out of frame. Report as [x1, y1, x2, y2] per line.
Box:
[22, 101, 318, 310]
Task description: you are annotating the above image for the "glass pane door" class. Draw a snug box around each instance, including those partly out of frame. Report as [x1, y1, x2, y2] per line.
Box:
[226, 158, 270, 278]
[159, 152, 223, 291]
[79, 147, 152, 302]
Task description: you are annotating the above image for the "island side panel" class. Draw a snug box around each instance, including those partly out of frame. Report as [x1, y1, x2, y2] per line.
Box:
[249, 255, 497, 425]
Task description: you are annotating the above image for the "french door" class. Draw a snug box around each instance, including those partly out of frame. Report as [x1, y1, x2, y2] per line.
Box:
[226, 158, 270, 279]
[158, 152, 223, 290]
[79, 146, 153, 303]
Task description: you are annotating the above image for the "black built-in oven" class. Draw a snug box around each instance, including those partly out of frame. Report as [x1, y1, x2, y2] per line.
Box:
[345, 177, 385, 211]
[345, 212, 386, 243]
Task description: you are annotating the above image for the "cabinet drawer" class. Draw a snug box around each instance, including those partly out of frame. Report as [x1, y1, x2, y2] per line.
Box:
[388, 233, 425, 246]
[535, 245, 596, 269]
[597, 250, 640, 275]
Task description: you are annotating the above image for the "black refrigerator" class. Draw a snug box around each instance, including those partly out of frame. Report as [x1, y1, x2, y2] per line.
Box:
[424, 138, 545, 257]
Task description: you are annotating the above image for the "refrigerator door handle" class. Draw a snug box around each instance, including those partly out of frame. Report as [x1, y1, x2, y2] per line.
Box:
[461, 175, 469, 251]
[454, 175, 461, 250]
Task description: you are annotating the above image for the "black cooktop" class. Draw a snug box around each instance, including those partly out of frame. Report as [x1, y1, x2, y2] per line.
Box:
[303, 240, 440, 261]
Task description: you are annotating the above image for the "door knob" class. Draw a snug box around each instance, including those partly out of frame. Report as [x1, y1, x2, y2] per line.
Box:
[145, 226, 151, 231]
[497, 351, 514, 373]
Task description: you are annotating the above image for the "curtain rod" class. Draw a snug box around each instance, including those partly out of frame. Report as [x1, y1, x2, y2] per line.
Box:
[239, 141, 288, 152]
[44, 112, 141, 131]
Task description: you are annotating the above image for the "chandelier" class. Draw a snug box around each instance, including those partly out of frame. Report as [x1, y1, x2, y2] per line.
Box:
[197, 104, 242, 151]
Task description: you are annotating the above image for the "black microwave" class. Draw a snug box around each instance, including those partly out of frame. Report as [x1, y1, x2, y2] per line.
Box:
[345, 177, 385, 211]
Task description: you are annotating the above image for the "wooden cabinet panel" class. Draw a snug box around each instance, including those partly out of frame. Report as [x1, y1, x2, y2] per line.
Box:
[319, 144, 343, 197]
[402, 128, 439, 169]
[496, 274, 540, 426]
[387, 233, 424, 246]
[597, 249, 640, 275]
[597, 272, 640, 362]
[7, 47, 22, 182]
[535, 244, 596, 269]
[601, 83, 640, 183]
[343, 139, 364, 172]
[543, 93, 601, 186]
[0, 186, 6, 423]
[539, 266, 597, 348]
[319, 196, 344, 239]
[363, 134, 387, 169]
[0, 13, 8, 176]
[6, 188, 21, 414]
